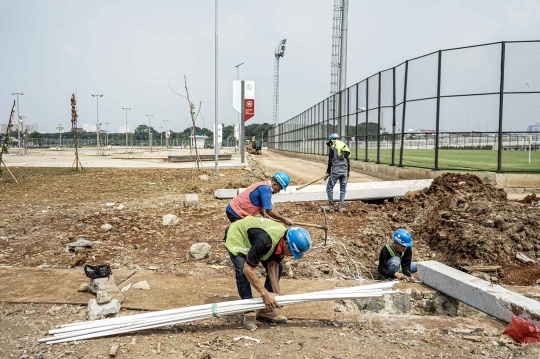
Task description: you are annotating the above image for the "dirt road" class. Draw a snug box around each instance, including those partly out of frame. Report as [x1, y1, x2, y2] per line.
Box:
[252, 150, 381, 186]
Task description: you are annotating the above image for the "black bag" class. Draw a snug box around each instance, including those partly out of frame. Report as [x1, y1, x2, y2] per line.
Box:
[84, 264, 112, 279]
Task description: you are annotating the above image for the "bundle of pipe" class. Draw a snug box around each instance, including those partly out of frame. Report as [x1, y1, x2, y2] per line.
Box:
[40, 282, 396, 344]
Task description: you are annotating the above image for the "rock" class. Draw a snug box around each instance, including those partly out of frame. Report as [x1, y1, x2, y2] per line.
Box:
[78, 223, 88, 229]
[105, 202, 115, 208]
[101, 224, 113, 232]
[471, 272, 492, 281]
[67, 238, 94, 248]
[184, 194, 199, 208]
[131, 227, 139, 232]
[109, 344, 119, 357]
[90, 275, 124, 303]
[133, 244, 140, 249]
[78, 283, 90, 292]
[440, 211, 451, 219]
[411, 288, 423, 300]
[116, 204, 126, 211]
[199, 175, 210, 181]
[110, 217, 120, 223]
[97, 290, 113, 304]
[516, 252, 536, 264]
[186, 243, 211, 260]
[0, 236, 8, 241]
[88, 299, 121, 320]
[133, 281, 151, 290]
[148, 266, 158, 270]
[162, 214, 180, 226]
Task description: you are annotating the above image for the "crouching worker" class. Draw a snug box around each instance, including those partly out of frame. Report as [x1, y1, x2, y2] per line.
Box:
[224, 216, 311, 330]
[378, 229, 417, 283]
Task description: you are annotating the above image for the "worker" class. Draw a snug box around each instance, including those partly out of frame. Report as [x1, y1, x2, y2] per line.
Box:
[378, 229, 417, 282]
[225, 171, 293, 226]
[223, 216, 311, 330]
[323, 133, 351, 213]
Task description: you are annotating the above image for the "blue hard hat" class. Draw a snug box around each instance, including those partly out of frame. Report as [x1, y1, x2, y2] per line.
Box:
[273, 171, 290, 191]
[286, 226, 311, 259]
[393, 229, 412, 247]
[328, 133, 340, 141]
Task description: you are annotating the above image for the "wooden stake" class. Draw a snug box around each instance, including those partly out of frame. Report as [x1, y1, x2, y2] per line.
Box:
[1, 160, 19, 184]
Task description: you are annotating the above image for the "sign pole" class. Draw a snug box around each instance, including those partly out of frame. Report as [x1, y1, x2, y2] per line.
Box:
[240, 80, 245, 164]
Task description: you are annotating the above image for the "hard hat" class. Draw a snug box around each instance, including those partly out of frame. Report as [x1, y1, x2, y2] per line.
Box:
[273, 171, 290, 191]
[393, 229, 412, 247]
[328, 133, 340, 141]
[286, 226, 311, 259]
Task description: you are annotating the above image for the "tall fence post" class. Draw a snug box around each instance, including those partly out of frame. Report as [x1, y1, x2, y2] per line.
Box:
[434, 50, 442, 171]
[497, 42, 506, 173]
[355, 83, 359, 160]
[346, 88, 350, 148]
[376, 71, 382, 164]
[391, 67, 396, 166]
[398, 60, 409, 167]
[364, 79, 369, 162]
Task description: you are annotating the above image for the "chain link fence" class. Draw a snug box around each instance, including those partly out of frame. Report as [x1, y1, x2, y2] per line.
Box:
[268, 41, 540, 173]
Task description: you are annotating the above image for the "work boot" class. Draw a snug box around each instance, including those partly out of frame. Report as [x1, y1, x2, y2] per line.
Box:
[243, 311, 257, 331]
[256, 309, 288, 324]
[338, 203, 345, 213]
[321, 201, 334, 213]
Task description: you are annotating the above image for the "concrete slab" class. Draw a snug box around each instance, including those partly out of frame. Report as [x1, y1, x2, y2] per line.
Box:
[418, 261, 540, 327]
[214, 179, 433, 202]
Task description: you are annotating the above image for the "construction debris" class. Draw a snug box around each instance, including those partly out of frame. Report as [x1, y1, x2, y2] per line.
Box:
[162, 214, 180, 226]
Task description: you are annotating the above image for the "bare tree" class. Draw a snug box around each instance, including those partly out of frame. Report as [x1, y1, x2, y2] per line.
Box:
[70, 93, 83, 171]
[0, 101, 19, 183]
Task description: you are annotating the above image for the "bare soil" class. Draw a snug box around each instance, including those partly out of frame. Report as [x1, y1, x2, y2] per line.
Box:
[1, 155, 540, 358]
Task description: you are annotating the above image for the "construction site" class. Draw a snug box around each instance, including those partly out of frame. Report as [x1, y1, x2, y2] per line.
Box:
[0, 147, 538, 358]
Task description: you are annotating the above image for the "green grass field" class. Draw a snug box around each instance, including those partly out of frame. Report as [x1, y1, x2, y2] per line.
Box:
[350, 148, 540, 172]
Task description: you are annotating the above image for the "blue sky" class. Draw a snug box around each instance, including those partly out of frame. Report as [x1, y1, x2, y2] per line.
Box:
[1, 0, 539, 133]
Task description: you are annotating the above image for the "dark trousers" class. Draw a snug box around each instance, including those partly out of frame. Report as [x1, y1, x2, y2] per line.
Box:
[229, 253, 283, 299]
[226, 210, 241, 223]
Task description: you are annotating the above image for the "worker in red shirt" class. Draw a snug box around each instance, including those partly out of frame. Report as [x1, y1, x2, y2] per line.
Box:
[225, 171, 293, 226]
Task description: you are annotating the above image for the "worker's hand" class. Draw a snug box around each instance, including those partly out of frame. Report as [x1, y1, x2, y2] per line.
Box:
[283, 218, 293, 226]
[394, 272, 408, 280]
[261, 291, 281, 311]
[405, 276, 415, 283]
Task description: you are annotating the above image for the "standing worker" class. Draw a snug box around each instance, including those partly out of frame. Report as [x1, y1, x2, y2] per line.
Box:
[223, 216, 312, 330]
[225, 172, 293, 225]
[323, 133, 351, 213]
[378, 228, 417, 282]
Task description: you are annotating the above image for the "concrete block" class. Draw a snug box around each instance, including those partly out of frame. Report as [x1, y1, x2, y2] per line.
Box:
[418, 261, 540, 326]
[214, 188, 241, 199]
[184, 194, 199, 207]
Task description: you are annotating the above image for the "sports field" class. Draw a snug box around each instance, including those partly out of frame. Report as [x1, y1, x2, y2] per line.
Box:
[354, 148, 540, 172]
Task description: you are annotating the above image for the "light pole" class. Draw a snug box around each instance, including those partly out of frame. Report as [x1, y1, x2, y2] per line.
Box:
[159, 126, 163, 147]
[214, 0, 219, 175]
[234, 62, 244, 150]
[92, 94, 103, 154]
[146, 115, 153, 151]
[11, 92, 24, 153]
[56, 124, 64, 147]
[122, 107, 131, 148]
[273, 40, 286, 127]
[105, 122, 109, 147]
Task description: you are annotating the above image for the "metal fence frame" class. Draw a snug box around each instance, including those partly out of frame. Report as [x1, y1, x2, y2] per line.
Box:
[267, 40, 540, 173]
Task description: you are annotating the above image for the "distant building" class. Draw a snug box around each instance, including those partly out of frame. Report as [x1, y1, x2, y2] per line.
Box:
[118, 124, 133, 134]
[24, 123, 37, 133]
[0, 124, 8, 133]
[83, 123, 97, 132]
[527, 123, 540, 132]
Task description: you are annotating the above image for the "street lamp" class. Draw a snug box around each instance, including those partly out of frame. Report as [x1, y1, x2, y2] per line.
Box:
[11, 92, 24, 153]
[146, 114, 153, 151]
[234, 62, 244, 150]
[122, 107, 131, 148]
[273, 39, 286, 126]
[92, 94, 103, 155]
[105, 122, 109, 147]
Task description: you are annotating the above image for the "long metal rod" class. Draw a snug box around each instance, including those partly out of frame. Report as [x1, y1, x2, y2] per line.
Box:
[398, 61, 409, 167]
[390, 67, 396, 166]
[434, 50, 442, 171]
[240, 80, 245, 163]
[214, 0, 219, 176]
[497, 42, 506, 173]
[339, 0, 348, 92]
[376, 72, 381, 164]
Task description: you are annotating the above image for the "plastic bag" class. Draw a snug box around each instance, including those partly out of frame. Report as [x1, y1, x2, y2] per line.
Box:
[503, 316, 540, 344]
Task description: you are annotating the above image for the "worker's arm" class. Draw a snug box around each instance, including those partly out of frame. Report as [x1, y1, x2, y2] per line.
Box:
[266, 260, 282, 295]
[242, 263, 281, 310]
[326, 147, 333, 174]
[378, 246, 397, 279]
[401, 247, 415, 282]
[264, 209, 293, 226]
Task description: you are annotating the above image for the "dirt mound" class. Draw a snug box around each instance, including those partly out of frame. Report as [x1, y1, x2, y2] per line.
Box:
[521, 193, 539, 204]
[382, 173, 539, 267]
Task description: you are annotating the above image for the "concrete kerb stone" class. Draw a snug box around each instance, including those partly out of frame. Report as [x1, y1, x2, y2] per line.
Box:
[418, 261, 540, 327]
[184, 194, 199, 208]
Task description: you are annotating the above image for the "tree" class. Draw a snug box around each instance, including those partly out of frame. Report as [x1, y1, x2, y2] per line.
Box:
[29, 131, 43, 139]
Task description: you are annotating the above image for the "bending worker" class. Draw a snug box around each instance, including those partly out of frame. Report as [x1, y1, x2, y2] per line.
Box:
[378, 228, 417, 282]
[323, 133, 351, 213]
[224, 216, 311, 330]
[226, 171, 293, 225]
